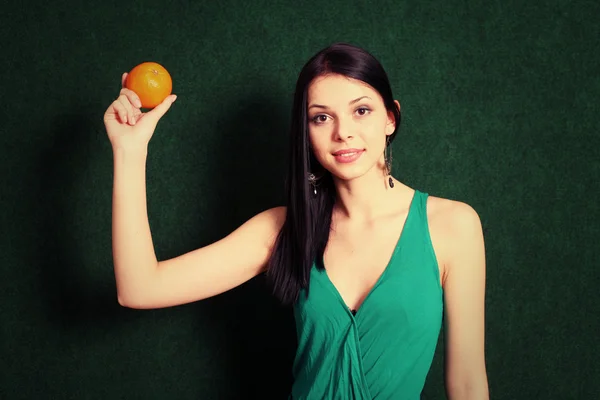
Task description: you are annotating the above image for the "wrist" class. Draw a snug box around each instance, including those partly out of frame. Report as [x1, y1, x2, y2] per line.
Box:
[113, 145, 148, 163]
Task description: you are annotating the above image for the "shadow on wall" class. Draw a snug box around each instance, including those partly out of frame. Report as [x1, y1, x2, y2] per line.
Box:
[33, 87, 297, 398]
[201, 87, 296, 398]
[35, 111, 131, 328]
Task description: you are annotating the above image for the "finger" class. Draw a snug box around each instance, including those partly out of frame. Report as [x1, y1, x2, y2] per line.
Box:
[121, 72, 128, 88]
[118, 94, 136, 125]
[145, 94, 177, 124]
[119, 87, 142, 109]
[109, 99, 129, 124]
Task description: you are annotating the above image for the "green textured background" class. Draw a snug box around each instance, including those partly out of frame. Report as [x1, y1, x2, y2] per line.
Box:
[1, 1, 598, 399]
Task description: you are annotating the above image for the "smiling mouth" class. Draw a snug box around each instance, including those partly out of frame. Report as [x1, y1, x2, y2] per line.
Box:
[332, 149, 365, 156]
[332, 149, 365, 163]
[336, 151, 361, 157]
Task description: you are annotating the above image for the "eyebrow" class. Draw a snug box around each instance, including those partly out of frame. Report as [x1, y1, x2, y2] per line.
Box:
[308, 96, 372, 110]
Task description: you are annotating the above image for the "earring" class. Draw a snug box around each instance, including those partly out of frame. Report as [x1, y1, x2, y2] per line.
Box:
[308, 173, 319, 196]
[384, 139, 394, 188]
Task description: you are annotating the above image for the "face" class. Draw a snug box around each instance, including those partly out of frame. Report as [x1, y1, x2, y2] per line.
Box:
[306, 74, 398, 182]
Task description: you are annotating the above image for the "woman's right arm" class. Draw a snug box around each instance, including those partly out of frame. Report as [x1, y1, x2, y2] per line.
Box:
[105, 73, 286, 309]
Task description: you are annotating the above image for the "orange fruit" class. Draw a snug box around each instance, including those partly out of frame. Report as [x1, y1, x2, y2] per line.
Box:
[125, 62, 172, 109]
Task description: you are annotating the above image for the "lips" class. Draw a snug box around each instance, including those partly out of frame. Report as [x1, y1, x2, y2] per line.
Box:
[332, 148, 364, 156]
[332, 149, 365, 163]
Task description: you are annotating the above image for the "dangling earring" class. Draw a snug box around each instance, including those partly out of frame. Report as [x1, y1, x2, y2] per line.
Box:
[384, 138, 394, 188]
[308, 173, 319, 196]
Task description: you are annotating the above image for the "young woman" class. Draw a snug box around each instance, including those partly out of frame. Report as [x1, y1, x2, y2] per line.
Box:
[104, 43, 488, 399]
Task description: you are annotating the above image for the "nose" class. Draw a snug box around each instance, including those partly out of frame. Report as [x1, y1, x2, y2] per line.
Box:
[333, 116, 355, 141]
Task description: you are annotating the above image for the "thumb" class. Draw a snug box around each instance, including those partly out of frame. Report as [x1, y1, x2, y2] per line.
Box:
[146, 94, 177, 123]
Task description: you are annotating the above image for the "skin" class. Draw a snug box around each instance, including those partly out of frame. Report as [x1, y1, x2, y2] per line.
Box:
[107, 71, 488, 399]
[306, 74, 489, 399]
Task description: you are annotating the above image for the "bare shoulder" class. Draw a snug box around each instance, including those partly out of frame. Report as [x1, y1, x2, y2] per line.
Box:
[426, 195, 484, 283]
[253, 205, 287, 247]
[257, 205, 286, 221]
[427, 195, 482, 234]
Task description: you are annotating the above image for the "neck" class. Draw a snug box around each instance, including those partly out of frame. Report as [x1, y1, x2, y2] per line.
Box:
[332, 167, 409, 222]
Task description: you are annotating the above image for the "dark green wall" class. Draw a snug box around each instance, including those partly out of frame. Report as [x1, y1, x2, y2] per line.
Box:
[2, 1, 598, 399]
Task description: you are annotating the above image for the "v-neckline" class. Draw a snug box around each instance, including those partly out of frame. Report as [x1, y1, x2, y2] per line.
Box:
[321, 189, 419, 318]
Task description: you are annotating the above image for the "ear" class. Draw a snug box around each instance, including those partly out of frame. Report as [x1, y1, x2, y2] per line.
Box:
[386, 100, 401, 135]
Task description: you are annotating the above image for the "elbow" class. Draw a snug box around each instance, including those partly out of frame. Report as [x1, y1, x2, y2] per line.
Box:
[117, 294, 136, 308]
[115, 270, 158, 309]
[117, 292, 149, 309]
[446, 380, 489, 400]
[445, 369, 489, 400]
[117, 294, 132, 308]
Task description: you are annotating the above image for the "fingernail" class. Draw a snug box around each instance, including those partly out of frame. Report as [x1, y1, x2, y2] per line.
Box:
[172, 95, 177, 102]
[136, 99, 142, 108]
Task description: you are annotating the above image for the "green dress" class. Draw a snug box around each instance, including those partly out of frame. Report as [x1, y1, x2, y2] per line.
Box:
[291, 190, 443, 399]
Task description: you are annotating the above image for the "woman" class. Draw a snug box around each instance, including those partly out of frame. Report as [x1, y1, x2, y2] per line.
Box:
[104, 43, 488, 399]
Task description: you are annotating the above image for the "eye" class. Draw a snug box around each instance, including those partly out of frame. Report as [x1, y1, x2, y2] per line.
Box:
[310, 114, 330, 124]
[356, 107, 371, 116]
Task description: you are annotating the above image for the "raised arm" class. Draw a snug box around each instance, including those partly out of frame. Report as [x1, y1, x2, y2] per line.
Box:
[104, 73, 286, 309]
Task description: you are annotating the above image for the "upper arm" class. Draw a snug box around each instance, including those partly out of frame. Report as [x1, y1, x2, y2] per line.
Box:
[440, 201, 489, 397]
[120, 206, 287, 309]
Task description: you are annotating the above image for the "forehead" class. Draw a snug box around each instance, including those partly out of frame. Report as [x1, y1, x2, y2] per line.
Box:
[307, 74, 382, 105]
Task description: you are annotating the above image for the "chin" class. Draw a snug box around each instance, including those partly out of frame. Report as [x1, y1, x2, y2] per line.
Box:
[329, 167, 371, 182]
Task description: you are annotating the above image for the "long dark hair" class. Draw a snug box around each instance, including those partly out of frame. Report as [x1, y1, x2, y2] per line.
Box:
[265, 43, 402, 306]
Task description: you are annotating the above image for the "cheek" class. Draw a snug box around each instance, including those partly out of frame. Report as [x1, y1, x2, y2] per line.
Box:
[308, 130, 329, 156]
[367, 117, 387, 131]
[363, 118, 389, 140]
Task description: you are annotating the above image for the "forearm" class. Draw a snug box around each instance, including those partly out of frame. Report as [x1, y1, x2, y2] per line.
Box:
[112, 147, 158, 305]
